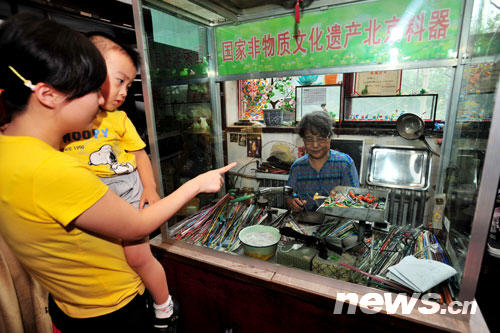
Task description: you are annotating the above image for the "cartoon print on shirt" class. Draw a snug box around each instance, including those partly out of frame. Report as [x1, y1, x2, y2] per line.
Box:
[88, 144, 134, 174]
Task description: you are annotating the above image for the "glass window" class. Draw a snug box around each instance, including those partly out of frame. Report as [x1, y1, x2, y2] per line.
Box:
[443, 0, 500, 292]
[469, 0, 500, 56]
[139, 0, 499, 308]
[141, 4, 215, 208]
[401, 68, 454, 121]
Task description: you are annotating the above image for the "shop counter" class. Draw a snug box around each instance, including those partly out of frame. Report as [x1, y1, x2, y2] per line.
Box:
[150, 235, 488, 332]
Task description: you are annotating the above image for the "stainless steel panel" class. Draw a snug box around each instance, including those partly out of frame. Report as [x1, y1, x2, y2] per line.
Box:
[366, 146, 431, 190]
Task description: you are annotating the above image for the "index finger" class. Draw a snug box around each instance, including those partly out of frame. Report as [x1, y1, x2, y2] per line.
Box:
[217, 162, 237, 174]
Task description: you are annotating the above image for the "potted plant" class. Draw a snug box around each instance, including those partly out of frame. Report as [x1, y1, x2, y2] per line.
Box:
[263, 77, 295, 126]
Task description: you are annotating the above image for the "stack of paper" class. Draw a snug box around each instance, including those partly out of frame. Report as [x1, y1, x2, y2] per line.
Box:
[386, 256, 457, 292]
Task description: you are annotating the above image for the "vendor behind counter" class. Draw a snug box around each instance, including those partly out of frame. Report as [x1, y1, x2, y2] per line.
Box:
[286, 111, 359, 212]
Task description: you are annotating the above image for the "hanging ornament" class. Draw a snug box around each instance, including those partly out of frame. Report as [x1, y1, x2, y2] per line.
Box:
[295, 0, 301, 23]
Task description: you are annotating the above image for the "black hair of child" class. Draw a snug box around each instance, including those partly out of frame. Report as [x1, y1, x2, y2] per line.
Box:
[0, 13, 107, 124]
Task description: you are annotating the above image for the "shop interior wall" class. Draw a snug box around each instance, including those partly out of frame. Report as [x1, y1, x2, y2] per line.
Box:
[224, 82, 440, 224]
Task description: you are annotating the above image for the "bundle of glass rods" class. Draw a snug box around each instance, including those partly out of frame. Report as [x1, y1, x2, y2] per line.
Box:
[171, 194, 265, 252]
[316, 219, 357, 240]
[351, 225, 453, 297]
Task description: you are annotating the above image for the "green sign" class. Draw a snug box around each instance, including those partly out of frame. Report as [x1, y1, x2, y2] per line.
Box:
[216, 0, 461, 76]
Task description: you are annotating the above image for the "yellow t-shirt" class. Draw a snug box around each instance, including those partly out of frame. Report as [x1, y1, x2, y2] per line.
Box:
[0, 135, 145, 318]
[62, 110, 146, 177]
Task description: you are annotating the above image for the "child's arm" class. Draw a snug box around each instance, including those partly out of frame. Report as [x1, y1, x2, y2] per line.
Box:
[131, 149, 161, 208]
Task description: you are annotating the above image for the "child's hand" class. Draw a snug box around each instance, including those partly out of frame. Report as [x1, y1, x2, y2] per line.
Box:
[192, 162, 237, 193]
[139, 187, 161, 209]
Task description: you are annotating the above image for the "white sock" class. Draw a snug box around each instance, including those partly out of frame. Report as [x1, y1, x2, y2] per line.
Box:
[154, 295, 173, 319]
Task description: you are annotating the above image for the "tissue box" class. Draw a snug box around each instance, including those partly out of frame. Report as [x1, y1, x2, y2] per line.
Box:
[277, 243, 318, 271]
[311, 252, 357, 282]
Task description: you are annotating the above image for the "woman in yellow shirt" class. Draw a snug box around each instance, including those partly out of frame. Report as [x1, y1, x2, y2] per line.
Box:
[0, 13, 234, 332]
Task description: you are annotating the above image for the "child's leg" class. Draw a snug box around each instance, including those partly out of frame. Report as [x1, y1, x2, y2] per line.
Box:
[123, 239, 169, 305]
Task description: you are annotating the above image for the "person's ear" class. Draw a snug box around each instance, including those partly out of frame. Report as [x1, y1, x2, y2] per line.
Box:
[32, 82, 65, 109]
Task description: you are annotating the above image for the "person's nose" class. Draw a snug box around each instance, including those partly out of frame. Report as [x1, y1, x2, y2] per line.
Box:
[119, 86, 128, 98]
[312, 140, 320, 148]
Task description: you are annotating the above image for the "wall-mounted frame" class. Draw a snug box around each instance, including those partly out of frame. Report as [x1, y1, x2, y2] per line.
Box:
[295, 84, 342, 121]
[354, 70, 402, 96]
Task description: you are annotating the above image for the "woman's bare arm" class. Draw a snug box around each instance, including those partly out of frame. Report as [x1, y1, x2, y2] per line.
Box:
[73, 163, 236, 240]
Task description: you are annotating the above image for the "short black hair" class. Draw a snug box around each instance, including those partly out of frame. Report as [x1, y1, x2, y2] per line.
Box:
[86, 31, 140, 69]
[298, 111, 333, 138]
[0, 13, 106, 123]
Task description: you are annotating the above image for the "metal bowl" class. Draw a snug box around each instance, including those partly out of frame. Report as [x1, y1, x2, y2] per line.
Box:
[396, 113, 424, 140]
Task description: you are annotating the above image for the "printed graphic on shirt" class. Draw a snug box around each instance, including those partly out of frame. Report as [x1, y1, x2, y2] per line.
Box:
[62, 128, 109, 144]
[89, 144, 134, 175]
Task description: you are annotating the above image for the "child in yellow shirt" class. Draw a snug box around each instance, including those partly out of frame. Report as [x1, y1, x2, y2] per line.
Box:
[62, 33, 174, 331]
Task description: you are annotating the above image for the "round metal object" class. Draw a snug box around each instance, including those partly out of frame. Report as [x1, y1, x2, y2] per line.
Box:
[396, 113, 440, 157]
[396, 113, 425, 140]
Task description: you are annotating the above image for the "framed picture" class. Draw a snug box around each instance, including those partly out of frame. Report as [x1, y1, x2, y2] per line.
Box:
[295, 84, 342, 121]
[354, 70, 402, 96]
[246, 134, 262, 158]
[229, 133, 238, 142]
[238, 134, 246, 146]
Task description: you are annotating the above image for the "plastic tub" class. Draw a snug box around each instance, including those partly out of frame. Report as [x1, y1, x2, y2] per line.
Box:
[238, 225, 281, 260]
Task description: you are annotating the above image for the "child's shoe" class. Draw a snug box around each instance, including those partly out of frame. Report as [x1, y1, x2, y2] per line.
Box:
[154, 296, 181, 333]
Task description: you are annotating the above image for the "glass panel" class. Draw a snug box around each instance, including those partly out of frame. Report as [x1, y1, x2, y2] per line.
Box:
[443, 0, 500, 294]
[138, 0, 497, 306]
[401, 68, 454, 121]
[469, 0, 500, 57]
[346, 94, 437, 121]
[141, 3, 215, 209]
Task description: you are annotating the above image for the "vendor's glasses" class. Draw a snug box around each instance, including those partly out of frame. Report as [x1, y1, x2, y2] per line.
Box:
[303, 135, 330, 145]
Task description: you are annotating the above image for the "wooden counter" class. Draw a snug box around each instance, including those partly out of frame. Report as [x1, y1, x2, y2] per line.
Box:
[151, 236, 488, 333]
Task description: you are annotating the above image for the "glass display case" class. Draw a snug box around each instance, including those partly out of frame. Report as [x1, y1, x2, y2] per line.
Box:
[134, 3, 218, 209]
[133, 0, 499, 327]
[344, 94, 437, 122]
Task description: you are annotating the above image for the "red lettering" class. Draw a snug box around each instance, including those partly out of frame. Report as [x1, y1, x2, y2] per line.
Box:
[363, 18, 382, 46]
[326, 24, 343, 50]
[277, 32, 291, 56]
[293, 29, 307, 55]
[222, 41, 233, 62]
[343, 21, 362, 48]
[429, 9, 450, 40]
[384, 15, 401, 43]
[234, 39, 247, 61]
[248, 36, 261, 60]
[405, 12, 425, 42]
[262, 33, 276, 57]
[308, 26, 324, 53]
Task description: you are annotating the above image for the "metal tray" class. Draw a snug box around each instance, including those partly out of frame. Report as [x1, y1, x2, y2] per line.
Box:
[317, 186, 389, 223]
[366, 145, 431, 190]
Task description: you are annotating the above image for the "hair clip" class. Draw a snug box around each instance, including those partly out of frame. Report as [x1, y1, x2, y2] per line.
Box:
[8, 66, 35, 91]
